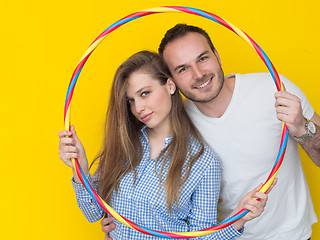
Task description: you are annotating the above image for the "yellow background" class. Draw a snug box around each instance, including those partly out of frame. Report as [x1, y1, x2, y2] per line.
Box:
[1, 0, 319, 239]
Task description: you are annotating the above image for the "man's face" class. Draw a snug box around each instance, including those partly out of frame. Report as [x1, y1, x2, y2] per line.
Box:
[163, 32, 224, 103]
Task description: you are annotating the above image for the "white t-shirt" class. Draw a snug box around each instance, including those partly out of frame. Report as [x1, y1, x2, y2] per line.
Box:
[185, 73, 318, 240]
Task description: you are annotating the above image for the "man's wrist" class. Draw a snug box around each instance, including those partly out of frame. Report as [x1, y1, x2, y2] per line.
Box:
[294, 120, 316, 142]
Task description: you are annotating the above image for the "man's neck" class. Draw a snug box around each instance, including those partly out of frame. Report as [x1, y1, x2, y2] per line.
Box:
[194, 76, 235, 118]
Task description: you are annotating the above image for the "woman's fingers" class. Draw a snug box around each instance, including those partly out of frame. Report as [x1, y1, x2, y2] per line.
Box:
[58, 129, 80, 167]
[58, 130, 71, 138]
[58, 126, 88, 172]
[265, 178, 278, 194]
[59, 136, 74, 146]
[70, 125, 81, 143]
[243, 195, 267, 219]
[60, 145, 78, 154]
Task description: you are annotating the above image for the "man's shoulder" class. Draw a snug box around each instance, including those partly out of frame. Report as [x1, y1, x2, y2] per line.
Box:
[235, 73, 294, 91]
[237, 72, 276, 81]
[236, 72, 290, 82]
[183, 98, 195, 112]
[183, 99, 205, 122]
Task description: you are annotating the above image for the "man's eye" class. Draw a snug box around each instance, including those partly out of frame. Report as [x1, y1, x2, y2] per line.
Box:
[179, 67, 187, 73]
[200, 56, 208, 62]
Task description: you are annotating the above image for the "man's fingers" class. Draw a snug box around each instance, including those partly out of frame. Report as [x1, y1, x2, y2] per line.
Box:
[274, 91, 299, 101]
[101, 217, 116, 237]
[101, 217, 114, 226]
[102, 223, 116, 232]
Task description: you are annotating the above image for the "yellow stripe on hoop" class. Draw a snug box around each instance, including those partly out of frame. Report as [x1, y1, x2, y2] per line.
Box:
[64, 107, 71, 130]
[78, 35, 108, 64]
[141, 7, 182, 13]
[225, 20, 255, 50]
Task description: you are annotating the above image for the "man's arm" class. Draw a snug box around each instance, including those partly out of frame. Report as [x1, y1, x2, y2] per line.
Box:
[298, 113, 320, 166]
[275, 91, 320, 166]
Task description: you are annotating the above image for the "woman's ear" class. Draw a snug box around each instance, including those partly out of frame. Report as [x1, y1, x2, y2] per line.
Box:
[166, 78, 176, 95]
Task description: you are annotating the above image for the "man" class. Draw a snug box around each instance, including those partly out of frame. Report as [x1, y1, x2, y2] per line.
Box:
[102, 24, 319, 239]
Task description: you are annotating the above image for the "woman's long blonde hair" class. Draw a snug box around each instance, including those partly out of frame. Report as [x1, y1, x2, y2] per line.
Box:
[92, 51, 204, 211]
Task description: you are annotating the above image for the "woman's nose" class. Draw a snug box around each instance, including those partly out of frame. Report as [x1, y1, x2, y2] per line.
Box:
[134, 100, 145, 113]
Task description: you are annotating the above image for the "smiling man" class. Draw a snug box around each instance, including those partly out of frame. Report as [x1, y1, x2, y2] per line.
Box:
[159, 24, 320, 240]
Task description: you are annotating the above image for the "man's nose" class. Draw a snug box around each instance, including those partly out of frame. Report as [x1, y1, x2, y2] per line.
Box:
[191, 65, 204, 80]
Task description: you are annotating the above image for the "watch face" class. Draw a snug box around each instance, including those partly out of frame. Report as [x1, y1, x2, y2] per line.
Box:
[308, 121, 316, 134]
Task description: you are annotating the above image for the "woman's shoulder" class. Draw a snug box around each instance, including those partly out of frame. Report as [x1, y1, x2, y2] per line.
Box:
[188, 134, 222, 168]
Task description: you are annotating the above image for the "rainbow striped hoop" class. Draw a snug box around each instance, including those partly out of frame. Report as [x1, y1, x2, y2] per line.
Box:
[64, 6, 288, 238]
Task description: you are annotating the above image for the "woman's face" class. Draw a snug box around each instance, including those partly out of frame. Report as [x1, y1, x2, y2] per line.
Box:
[126, 69, 175, 132]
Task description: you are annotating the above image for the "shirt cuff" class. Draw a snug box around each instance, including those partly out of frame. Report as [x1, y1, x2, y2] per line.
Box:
[71, 173, 94, 192]
[236, 226, 244, 234]
[223, 225, 244, 239]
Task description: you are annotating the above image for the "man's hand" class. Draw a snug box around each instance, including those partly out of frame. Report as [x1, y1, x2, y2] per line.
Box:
[101, 216, 116, 240]
[275, 91, 307, 137]
[275, 91, 320, 165]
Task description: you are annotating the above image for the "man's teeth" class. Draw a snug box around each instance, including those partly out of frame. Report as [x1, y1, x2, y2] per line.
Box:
[196, 78, 211, 88]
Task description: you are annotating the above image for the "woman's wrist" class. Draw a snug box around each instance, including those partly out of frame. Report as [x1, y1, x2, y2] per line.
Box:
[232, 218, 246, 231]
[72, 167, 89, 184]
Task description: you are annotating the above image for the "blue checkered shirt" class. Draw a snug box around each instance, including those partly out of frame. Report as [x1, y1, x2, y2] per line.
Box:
[72, 126, 243, 239]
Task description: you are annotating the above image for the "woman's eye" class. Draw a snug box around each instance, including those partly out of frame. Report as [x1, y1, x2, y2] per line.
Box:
[128, 99, 134, 104]
[141, 91, 149, 97]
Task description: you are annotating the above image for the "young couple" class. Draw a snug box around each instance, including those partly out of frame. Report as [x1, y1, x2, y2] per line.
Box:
[59, 24, 319, 239]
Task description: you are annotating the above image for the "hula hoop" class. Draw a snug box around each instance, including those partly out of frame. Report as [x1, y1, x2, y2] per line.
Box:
[64, 6, 288, 238]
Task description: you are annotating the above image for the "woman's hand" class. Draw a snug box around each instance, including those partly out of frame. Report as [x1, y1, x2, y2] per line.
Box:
[58, 125, 89, 182]
[232, 179, 277, 230]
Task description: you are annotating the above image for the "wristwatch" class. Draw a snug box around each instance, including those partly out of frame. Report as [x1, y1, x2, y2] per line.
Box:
[294, 120, 316, 142]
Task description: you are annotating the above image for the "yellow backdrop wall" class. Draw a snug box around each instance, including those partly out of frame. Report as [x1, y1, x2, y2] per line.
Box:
[1, 0, 319, 239]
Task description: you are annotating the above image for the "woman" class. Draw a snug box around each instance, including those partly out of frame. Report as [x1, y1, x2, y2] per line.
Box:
[59, 51, 272, 239]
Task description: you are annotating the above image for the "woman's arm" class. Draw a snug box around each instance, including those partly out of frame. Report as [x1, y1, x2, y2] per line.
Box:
[59, 125, 104, 222]
[71, 173, 105, 223]
[187, 153, 275, 239]
[187, 155, 243, 240]
[58, 125, 89, 182]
